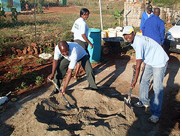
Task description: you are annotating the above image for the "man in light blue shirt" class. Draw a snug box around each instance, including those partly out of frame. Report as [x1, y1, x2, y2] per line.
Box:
[123, 26, 169, 124]
[48, 41, 98, 94]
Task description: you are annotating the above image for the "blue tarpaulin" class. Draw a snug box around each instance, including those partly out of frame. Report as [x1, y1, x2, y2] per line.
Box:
[0, 0, 21, 12]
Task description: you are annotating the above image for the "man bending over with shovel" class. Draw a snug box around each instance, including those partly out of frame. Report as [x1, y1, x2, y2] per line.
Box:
[123, 26, 169, 124]
[47, 41, 98, 95]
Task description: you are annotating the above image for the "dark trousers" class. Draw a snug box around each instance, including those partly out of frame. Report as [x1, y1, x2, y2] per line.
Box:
[54, 55, 97, 89]
[74, 39, 89, 56]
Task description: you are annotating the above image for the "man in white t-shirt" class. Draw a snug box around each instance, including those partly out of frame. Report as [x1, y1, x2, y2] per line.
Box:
[47, 41, 98, 94]
[123, 26, 169, 124]
[71, 8, 93, 80]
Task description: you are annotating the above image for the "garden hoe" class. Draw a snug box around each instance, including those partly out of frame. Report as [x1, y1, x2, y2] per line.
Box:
[48, 78, 75, 110]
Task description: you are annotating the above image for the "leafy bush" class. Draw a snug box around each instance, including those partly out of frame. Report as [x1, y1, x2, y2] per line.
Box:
[15, 82, 28, 90]
[35, 75, 44, 86]
[36, 58, 46, 65]
[13, 65, 23, 77]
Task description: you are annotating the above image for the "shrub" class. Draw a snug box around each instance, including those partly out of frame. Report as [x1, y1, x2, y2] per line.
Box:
[35, 75, 44, 86]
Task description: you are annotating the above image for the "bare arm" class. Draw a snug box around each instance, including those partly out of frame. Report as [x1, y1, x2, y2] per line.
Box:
[82, 34, 93, 48]
[47, 59, 58, 80]
[61, 68, 73, 94]
[131, 59, 143, 88]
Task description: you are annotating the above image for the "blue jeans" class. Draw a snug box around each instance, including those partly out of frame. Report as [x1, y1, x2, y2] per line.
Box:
[139, 63, 167, 117]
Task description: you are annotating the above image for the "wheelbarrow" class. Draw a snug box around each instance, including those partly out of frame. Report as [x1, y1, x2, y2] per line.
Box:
[102, 37, 130, 55]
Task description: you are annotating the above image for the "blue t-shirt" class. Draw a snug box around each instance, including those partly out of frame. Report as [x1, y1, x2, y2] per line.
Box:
[140, 11, 153, 30]
[131, 35, 169, 67]
[142, 15, 165, 45]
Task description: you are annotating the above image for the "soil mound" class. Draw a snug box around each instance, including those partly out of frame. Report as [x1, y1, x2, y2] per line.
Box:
[34, 89, 135, 136]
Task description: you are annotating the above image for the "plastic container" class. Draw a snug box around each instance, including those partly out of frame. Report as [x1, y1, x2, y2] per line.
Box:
[115, 26, 123, 32]
[108, 30, 117, 37]
[60, 0, 67, 6]
[101, 30, 108, 38]
[88, 28, 101, 63]
[116, 31, 123, 37]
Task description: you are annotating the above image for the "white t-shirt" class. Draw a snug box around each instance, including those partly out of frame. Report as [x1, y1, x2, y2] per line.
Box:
[54, 42, 88, 69]
[131, 35, 169, 67]
[71, 17, 89, 42]
[146, 12, 153, 17]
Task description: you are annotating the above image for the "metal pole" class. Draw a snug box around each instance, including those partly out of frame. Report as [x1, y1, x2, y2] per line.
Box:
[99, 0, 103, 30]
[125, 10, 131, 26]
[34, 0, 37, 43]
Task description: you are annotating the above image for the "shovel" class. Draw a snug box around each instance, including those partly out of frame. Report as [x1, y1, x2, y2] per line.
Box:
[123, 65, 136, 117]
[124, 65, 136, 106]
[124, 87, 132, 105]
[48, 78, 75, 110]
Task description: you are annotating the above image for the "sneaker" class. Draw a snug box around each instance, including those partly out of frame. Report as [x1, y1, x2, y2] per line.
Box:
[148, 115, 159, 124]
[134, 101, 144, 108]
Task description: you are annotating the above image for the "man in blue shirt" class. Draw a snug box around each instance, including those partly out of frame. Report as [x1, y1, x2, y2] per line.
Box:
[140, 5, 153, 32]
[123, 26, 169, 124]
[142, 8, 165, 45]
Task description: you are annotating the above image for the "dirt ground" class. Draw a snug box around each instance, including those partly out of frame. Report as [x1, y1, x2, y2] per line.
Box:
[0, 6, 180, 136]
[0, 51, 180, 136]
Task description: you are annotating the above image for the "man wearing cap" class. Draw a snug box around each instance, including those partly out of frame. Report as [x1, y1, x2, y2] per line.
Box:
[140, 5, 153, 32]
[123, 26, 169, 123]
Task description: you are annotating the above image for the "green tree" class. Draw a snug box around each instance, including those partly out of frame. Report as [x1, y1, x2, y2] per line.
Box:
[113, 9, 124, 26]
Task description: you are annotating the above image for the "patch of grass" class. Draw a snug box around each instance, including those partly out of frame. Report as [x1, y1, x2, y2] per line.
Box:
[61, 31, 73, 41]
[0, 46, 3, 56]
[35, 75, 44, 86]
[13, 65, 23, 77]
[42, 45, 53, 53]
[15, 82, 28, 91]
[4, 72, 15, 80]
[36, 58, 46, 65]
[11, 54, 16, 59]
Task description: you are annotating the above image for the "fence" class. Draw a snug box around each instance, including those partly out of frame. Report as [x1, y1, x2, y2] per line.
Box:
[0, 0, 125, 56]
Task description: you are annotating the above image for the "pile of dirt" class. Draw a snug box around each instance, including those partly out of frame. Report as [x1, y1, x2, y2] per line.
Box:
[0, 87, 136, 136]
[34, 89, 136, 136]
